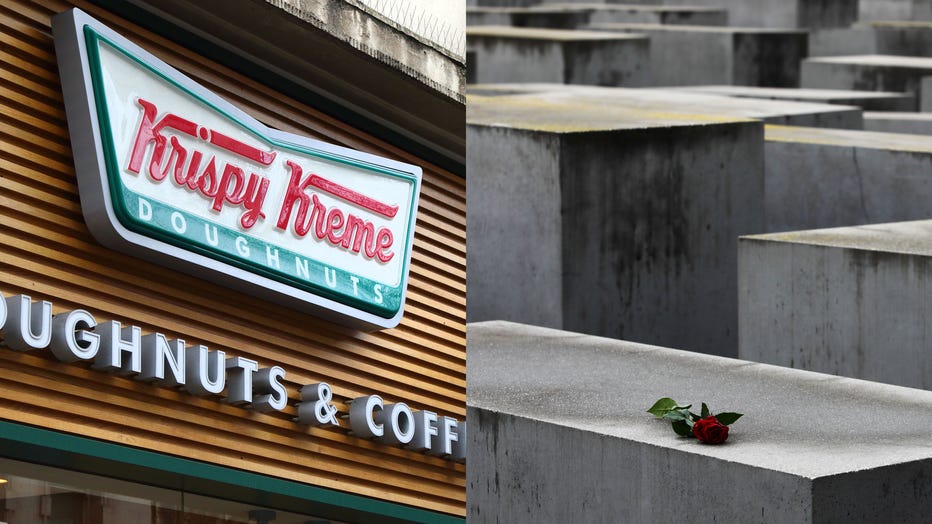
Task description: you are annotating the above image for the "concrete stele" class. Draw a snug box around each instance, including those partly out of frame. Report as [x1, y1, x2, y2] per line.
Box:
[466, 25, 650, 86]
[871, 21, 932, 56]
[809, 26, 877, 57]
[863, 111, 932, 134]
[739, 220, 932, 389]
[858, 0, 932, 22]
[922, 76, 932, 111]
[467, 90, 765, 357]
[468, 321, 932, 522]
[801, 54, 932, 99]
[467, 4, 727, 29]
[587, 22, 809, 87]
[596, 0, 858, 29]
[764, 125, 932, 232]
[467, 7, 513, 26]
[672, 85, 915, 111]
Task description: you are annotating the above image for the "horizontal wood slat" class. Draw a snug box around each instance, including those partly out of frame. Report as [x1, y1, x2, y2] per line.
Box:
[0, 0, 465, 517]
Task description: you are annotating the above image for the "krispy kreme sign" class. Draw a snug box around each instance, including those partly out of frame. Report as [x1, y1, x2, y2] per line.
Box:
[53, 9, 421, 330]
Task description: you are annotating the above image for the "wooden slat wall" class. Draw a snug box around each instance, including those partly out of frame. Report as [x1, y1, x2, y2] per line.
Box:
[0, 0, 465, 516]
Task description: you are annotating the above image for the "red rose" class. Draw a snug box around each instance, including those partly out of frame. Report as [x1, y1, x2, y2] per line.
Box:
[693, 416, 729, 444]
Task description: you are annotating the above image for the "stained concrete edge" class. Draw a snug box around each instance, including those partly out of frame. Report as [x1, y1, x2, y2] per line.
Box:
[466, 24, 649, 40]
[740, 219, 932, 256]
[587, 21, 808, 34]
[765, 124, 932, 153]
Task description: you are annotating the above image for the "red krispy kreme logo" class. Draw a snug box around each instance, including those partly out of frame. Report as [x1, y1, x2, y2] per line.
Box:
[126, 97, 397, 264]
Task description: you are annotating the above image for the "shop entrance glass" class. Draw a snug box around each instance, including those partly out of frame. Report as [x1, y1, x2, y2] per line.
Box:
[0, 458, 337, 524]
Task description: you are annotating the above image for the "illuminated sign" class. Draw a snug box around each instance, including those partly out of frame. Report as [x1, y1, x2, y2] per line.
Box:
[53, 8, 421, 330]
[0, 290, 465, 462]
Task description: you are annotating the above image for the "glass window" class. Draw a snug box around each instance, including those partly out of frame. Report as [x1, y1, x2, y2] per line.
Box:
[0, 458, 340, 524]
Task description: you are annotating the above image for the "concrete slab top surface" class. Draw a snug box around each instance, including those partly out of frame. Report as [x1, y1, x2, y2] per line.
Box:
[524, 3, 725, 14]
[869, 20, 932, 28]
[465, 25, 647, 41]
[864, 111, 932, 121]
[805, 54, 932, 67]
[743, 219, 932, 256]
[467, 6, 520, 14]
[765, 123, 932, 152]
[468, 321, 932, 479]
[467, 91, 755, 132]
[676, 85, 911, 101]
[588, 22, 806, 34]
[467, 85, 858, 132]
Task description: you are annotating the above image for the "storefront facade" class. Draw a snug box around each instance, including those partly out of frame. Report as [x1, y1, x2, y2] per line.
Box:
[0, 0, 465, 522]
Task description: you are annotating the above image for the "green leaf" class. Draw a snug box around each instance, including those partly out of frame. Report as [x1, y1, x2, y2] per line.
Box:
[671, 420, 692, 437]
[716, 412, 743, 425]
[701, 403, 710, 418]
[674, 404, 692, 411]
[662, 409, 687, 422]
[647, 398, 678, 417]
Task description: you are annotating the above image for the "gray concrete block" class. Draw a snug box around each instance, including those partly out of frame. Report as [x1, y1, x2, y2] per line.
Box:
[467, 7, 512, 27]
[811, 22, 932, 57]
[466, 26, 650, 86]
[674, 85, 915, 110]
[764, 125, 932, 232]
[471, 0, 536, 7]
[739, 221, 932, 389]
[468, 321, 932, 522]
[588, 23, 808, 87]
[467, 124, 564, 329]
[466, 84, 865, 129]
[467, 91, 765, 356]
[859, 0, 932, 22]
[600, 0, 857, 29]
[468, 5, 728, 29]
[923, 76, 932, 111]
[863, 111, 932, 133]
[802, 55, 932, 100]
[466, 48, 477, 84]
[872, 21, 932, 55]
[809, 26, 877, 56]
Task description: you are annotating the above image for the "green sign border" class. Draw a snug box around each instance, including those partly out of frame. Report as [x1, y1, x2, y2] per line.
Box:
[0, 420, 463, 523]
[83, 27, 418, 319]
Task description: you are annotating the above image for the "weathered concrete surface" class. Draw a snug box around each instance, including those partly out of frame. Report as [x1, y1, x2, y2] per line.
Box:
[858, 0, 932, 22]
[467, 7, 512, 26]
[923, 76, 932, 111]
[872, 21, 932, 55]
[802, 55, 932, 101]
[588, 23, 808, 87]
[674, 84, 914, 110]
[609, 0, 858, 28]
[467, 4, 727, 29]
[468, 321, 932, 522]
[863, 111, 932, 134]
[466, 26, 650, 85]
[810, 26, 877, 56]
[739, 221, 932, 389]
[467, 83, 864, 128]
[466, 47, 477, 84]
[469, 0, 535, 7]
[467, 91, 765, 356]
[810, 22, 932, 57]
[764, 125, 932, 232]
